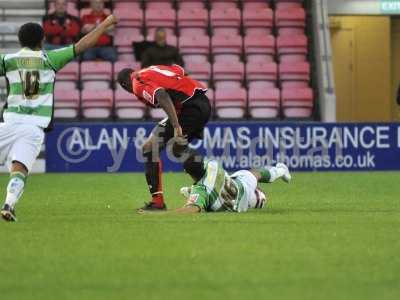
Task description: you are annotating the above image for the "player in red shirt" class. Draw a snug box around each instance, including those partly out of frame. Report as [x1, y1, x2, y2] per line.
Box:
[117, 65, 212, 211]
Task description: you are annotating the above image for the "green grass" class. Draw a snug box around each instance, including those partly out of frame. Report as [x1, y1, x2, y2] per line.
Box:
[0, 172, 399, 300]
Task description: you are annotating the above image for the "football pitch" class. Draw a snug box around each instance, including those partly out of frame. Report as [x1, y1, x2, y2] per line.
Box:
[0, 172, 399, 300]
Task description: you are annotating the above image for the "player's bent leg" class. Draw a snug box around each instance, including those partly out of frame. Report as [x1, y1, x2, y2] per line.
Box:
[139, 124, 169, 211]
[1, 161, 27, 222]
[253, 163, 291, 184]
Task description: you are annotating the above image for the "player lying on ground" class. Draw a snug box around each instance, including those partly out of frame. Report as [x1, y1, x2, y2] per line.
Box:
[143, 152, 292, 214]
[117, 65, 211, 212]
[0, 15, 118, 222]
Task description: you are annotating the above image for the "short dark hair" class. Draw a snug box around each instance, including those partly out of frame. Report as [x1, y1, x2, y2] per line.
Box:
[18, 23, 44, 49]
[183, 152, 205, 182]
[117, 68, 134, 93]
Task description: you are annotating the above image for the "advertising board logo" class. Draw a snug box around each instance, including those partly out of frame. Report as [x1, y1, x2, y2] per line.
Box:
[57, 127, 93, 163]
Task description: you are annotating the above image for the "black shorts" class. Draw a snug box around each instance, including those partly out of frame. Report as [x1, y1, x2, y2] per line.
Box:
[154, 91, 211, 148]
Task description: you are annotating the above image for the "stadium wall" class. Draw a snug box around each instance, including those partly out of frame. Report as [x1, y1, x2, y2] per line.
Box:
[328, 0, 398, 15]
[44, 122, 400, 173]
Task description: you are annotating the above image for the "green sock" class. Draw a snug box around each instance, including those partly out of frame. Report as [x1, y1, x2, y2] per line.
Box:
[259, 169, 271, 183]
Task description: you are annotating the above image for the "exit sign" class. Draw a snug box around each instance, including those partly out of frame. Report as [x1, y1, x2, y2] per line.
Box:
[381, 0, 400, 13]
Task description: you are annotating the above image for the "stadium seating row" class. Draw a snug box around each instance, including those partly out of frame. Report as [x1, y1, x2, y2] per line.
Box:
[47, 0, 313, 120]
[48, 1, 306, 35]
[114, 32, 308, 64]
[53, 85, 313, 120]
[56, 60, 311, 88]
[0, 0, 315, 121]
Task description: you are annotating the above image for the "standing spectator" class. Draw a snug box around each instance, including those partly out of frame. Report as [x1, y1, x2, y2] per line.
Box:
[81, 0, 117, 62]
[42, 0, 80, 50]
[141, 28, 184, 68]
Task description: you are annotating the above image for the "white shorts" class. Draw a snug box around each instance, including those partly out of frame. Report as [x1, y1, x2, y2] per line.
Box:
[0, 123, 44, 172]
[230, 170, 258, 213]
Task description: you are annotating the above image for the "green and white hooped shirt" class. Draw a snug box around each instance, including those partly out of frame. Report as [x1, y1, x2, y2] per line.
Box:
[186, 160, 245, 212]
[0, 45, 75, 130]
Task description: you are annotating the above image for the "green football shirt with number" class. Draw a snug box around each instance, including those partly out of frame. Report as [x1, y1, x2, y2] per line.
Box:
[186, 160, 245, 212]
[0, 46, 75, 129]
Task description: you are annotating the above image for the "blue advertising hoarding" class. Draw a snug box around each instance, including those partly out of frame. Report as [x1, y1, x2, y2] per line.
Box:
[45, 122, 400, 172]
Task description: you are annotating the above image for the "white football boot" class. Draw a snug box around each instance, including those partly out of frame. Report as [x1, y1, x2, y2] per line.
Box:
[276, 163, 292, 183]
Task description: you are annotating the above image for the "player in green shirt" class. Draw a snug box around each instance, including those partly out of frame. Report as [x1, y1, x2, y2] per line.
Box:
[0, 15, 117, 222]
[141, 152, 291, 214]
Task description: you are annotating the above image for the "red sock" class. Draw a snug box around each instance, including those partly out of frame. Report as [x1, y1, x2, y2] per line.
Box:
[152, 193, 164, 207]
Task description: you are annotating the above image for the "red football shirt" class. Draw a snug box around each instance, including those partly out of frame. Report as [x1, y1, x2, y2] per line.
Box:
[130, 65, 207, 109]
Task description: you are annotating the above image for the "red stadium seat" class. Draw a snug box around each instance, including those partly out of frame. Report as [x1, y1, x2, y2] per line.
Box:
[55, 81, 76, 90]
[56, 61, 79, 81]
[145, 8, 176, 30]
[246, 62, 278, 86]
[243, 2, 270, 9]
[243, 6, 273, 35]
[114, 5, 143, 28]
[212, 33, 242, 63]
[178, 1, 206, 9]
[118, 54, 136, 62]
[248, 87, 280, 119]
[81, 89, 113, 119]
[211, 1, 238, 9]
[248, 80, 276, 90]
[244, 34, 275, 63]
[114, 2, 141, 10]
[179, 34, 210, 63]
[177, 7, 208, 34]
[210, 7, 241, 34]
[213, 61, 244, 84]
[215, 87, 247, 119]
[275, 7, 306, 35]
[80, 62, 112, 81]
[146, 1, 174, 9]
[277, 34, 308, 62]
[54, 87, 80, 119]
[82, 81, 110, 90]
[275, 0, 303, 9]
[115, 87, 146, 119]
[185, 61, 211, 83]
[279, 61, 310, 88]
[281, 87, 313, 118]
[114, 28, 143, 54]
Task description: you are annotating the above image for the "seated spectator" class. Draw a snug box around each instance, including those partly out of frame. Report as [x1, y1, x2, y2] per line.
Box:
[81, 0, 117, 62]
[42, 0, 80, 50]
[141, 28, 184, 68]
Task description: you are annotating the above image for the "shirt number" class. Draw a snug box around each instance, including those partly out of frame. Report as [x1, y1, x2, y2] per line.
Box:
[19, 70, 40, 100]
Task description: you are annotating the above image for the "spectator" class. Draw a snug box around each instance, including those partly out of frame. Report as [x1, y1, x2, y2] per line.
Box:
[81, 0, 117, 62]
[141, 28, 184, 68]
[42, 0, 80, 50]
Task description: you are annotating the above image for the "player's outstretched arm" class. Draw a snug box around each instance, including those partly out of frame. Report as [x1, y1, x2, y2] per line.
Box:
[155, 89, 186, 141]
[75, 15, 117, 55]
[174, 205, 201, 213]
